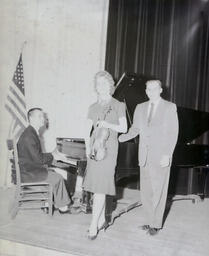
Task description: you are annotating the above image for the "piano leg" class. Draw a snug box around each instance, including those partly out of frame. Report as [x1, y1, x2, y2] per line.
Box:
[195, 167, 209, 200]
[187, 168, 202, 203]
[203, 167, 209, 198]
[67, 160, 93, 214]
[80, 190, 92, 213]
[171, 168, 202, 204]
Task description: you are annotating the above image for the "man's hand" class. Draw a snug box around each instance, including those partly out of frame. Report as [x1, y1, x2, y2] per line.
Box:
[52, 148, 68, 162]
[160, 155, 170, 167]
[58, 154, 70, 163]
[118, 134, 127, 143]
[52, 148, 59, 160]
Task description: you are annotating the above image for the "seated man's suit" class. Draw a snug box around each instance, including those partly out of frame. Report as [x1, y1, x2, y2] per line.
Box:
[17, 125, 70, 208]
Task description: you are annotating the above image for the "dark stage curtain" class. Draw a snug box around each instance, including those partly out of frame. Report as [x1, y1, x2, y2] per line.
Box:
[105, 0, 209, 143]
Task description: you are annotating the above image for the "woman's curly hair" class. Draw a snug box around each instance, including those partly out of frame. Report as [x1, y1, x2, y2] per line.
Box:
[94, 71, 115, 95]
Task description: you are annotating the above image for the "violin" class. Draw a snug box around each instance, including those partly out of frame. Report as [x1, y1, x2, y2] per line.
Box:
[89, 106, 112, 161]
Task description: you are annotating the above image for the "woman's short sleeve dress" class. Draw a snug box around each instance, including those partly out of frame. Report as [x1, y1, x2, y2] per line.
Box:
[83, 97, 126, 196]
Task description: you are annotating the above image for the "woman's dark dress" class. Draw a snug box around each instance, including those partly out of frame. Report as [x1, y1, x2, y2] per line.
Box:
[83, 97, 126, 195]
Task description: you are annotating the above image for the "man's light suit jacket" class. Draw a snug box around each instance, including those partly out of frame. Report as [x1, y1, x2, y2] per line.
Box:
[122, 98, 179, 167]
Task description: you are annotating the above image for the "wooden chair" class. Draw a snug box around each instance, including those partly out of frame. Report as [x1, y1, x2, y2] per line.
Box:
[8, 139, 53, 219]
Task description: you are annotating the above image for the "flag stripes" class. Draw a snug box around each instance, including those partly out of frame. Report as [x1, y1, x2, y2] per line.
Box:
[9, 86, 26, 108]
[5, 52, 27, 140]
[5, 104, 26, 129]
[7, 95, 27, 121]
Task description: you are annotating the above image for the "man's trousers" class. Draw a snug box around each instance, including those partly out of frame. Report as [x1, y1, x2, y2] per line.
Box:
[140, 160, 170, 229]
[45, 170, 71, 208]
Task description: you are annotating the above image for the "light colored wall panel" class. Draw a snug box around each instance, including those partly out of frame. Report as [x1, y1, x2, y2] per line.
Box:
[0, 0, 109, 186]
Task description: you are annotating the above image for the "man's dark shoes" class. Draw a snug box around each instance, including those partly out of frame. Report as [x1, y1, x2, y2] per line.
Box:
[41, 207, 49, 214]
[148, 227, 160, 236]
[58, 208, 71, 214]
[70, 206, 82, 214]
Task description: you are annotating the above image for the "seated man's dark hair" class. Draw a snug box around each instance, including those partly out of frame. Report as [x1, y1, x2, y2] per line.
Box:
[27, 108, 43, 121]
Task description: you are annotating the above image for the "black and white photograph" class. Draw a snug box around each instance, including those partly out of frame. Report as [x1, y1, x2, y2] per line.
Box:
[0, 0, 209, 255]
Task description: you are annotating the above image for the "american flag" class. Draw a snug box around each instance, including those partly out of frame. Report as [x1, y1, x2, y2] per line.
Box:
[5, 53, 27, 139]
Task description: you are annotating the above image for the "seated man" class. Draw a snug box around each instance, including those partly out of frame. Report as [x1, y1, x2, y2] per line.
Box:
[17, 108, 71, 214]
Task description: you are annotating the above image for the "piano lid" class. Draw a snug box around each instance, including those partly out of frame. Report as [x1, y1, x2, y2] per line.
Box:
[113, 72, 209, 144]
[177, 107, 209, 144]
[113, 73, 149, 124]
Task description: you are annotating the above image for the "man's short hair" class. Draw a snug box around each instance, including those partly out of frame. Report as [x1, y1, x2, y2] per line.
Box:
[146, 80, 162, 88]
[27, 108, 43, 121]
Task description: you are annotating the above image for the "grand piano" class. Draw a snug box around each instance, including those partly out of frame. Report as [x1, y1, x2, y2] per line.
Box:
[113, 72, 209, 201]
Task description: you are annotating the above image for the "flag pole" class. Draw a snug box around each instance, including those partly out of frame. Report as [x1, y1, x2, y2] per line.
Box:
[4, 119, 16, 188]
[20, 41, 27, 54]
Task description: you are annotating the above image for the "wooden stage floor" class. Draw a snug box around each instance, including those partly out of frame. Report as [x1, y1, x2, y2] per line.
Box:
[0, 187, 209, 256]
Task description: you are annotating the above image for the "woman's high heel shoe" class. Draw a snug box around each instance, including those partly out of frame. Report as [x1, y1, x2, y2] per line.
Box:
[87, 232, 98, 240]
[87, 221, 109, 240]
[87, 228, 98, 240]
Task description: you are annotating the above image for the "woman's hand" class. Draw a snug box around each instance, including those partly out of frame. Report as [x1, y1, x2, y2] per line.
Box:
[97, 120, 110, 129]
[84, 118, 93, 159]
[85, 146, 91, 159]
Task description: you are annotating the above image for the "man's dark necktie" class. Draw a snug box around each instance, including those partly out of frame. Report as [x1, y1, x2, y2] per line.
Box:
[147, 103, 154, 125]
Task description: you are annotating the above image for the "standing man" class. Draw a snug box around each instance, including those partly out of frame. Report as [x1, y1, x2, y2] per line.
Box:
[119, 80, 179, 235]
[17, 108, 71, 213]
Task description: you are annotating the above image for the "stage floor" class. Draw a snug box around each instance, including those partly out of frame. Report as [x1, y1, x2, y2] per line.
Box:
[0, 187, 208, 256]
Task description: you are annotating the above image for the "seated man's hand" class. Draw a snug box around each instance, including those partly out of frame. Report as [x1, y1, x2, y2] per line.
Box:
[160, 155, 170, 167]
[52, 148, 68, 162]
[51, 148, 60, 160]
[58, 154, 70, 163]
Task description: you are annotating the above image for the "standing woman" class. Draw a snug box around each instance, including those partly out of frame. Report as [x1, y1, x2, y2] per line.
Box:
[83, 71, 127, 240]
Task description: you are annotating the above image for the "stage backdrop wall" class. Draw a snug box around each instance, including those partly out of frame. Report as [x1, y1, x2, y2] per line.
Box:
[105, 0, 209, 144]
[0, 0, 109, 187]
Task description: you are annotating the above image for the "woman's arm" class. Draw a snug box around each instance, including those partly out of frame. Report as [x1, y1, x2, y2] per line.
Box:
[84, 118, 93, 157]
[98, 116, 127, 133]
